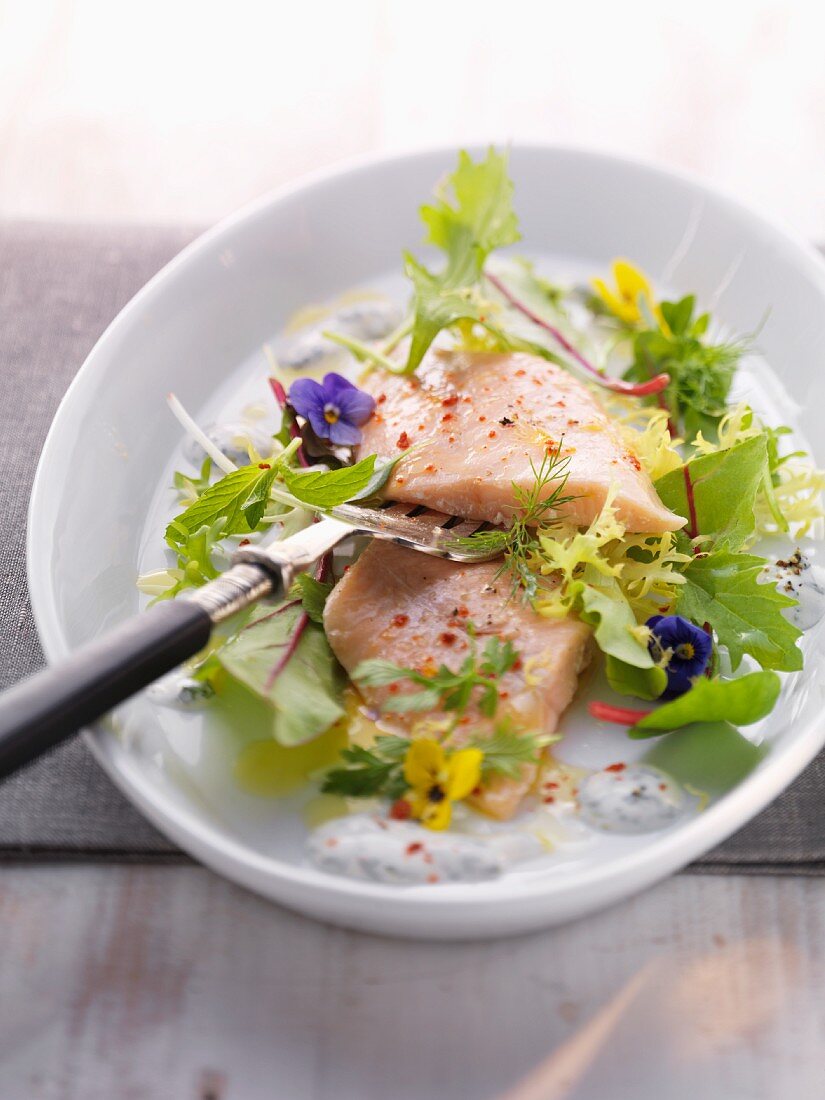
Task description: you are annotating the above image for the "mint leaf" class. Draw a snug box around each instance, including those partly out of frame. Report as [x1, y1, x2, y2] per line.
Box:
[629, 671, 780, 738]
[291, 573, 333, 625]
[655, 435, 768, 550]
[283, 455, 377, 507]
[166, 462, 277, 546]
[348, 452, 410, 502]
[605, 655, 667, 700]
[676, 551, 802, 672]
[215, 603, 346, 745]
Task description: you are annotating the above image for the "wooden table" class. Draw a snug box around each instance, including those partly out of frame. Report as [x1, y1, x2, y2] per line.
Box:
[1, 866, 822, 1098]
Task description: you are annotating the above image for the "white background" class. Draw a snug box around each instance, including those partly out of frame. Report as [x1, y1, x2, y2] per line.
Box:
[1, 0, 823, 236]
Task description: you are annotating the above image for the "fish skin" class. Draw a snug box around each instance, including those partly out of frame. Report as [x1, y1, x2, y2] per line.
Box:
[358, 348, 685, 533]
[323, 541, 592, 820]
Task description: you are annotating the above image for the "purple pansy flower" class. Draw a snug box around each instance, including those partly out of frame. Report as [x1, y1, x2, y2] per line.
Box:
[288, 373, 375, 446]
[646, 614, 713, 698]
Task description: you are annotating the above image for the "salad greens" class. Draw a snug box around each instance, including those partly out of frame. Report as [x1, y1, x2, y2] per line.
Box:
[676, 552, 802, 672]
[623, 294, 745, 441]
[206, 602, 346, 746]
[628, 671, 781, 738]
[140, 145, 825, 839]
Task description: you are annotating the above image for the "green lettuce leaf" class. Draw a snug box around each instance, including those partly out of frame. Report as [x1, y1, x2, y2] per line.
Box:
[404, 147, 521, 372]
[605, 655, 667, 700]
[676, 551, 802, 672]
[655, 434, 768, 550]
[629, 671, 780, 738]
[421, 147, 520, 262]
[576, 572, 653, 668]
[215, 603, 346, 745]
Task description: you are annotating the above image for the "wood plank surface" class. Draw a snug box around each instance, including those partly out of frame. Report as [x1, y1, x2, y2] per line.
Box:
[0, 866, 822, 1100]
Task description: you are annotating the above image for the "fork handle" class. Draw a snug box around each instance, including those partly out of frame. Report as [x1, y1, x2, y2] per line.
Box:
[0, 562, 274, 782]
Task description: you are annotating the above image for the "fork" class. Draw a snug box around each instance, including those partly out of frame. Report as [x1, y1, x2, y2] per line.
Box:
[0, 504, 495, 780]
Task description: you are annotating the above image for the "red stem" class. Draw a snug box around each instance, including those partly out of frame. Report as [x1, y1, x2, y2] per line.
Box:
[263, 552, 332, 690]
[485, 271, 670, 397]
[588, 701, 652, 725]
[682, 462, 699, 541]
[268, 376, 309, 467]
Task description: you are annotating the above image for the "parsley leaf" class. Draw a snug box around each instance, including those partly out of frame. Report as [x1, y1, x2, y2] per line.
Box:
[676, 551, 802, 672]
[352, 626, 520, 720]
[321, 737, 409, 799]
[629, 671, 781, 738]
[471, 723, 556, 780]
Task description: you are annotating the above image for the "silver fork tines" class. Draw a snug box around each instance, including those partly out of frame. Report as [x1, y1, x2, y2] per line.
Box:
[330, 502, 493, 562]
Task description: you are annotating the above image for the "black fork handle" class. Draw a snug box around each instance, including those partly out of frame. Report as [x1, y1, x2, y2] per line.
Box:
[0, 599, 213, 780]
[0, 560, 278, 782]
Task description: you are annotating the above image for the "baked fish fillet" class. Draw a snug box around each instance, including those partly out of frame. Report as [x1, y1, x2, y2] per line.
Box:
[324, 541, 592, 820]
[357, 349, 684, 533]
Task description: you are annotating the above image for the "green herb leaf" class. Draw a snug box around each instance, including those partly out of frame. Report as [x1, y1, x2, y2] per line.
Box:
[350, 658, 411, 687]
[291, 573, 333, 625]
[605, 655, 668, 700]
[655, 434, 769, 551]
[471, 722, 556, 780]
[321, 734, 410, 799]
[629, 671, 781, 738]
[404, 147, 521, 372]
[282, 455, 377, 507]
[166, 462, 278, 546]
[624, 295, 745, 441]
[421, 147, 520, 262]
[351, 623, 520, 720]
[173, 456, 213, 502]
[676, 551, 802, 672]
[215, 603, 346, 745]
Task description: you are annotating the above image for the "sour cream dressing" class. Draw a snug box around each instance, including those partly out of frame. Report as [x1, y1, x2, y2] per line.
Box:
[307, 814, 543, 885]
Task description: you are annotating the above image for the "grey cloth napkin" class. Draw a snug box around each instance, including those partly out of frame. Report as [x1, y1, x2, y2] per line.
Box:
[0, 220, 823, 871]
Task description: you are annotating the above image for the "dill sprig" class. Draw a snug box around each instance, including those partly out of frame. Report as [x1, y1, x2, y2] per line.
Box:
[449, 438, 576, 599]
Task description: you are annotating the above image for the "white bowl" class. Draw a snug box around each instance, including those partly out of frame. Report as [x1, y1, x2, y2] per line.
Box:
[27, 146, 825, 940]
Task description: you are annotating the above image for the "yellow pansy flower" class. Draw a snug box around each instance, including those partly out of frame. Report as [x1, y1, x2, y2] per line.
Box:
[591, 259, 667, 331]
[403, 738, 483, 831]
